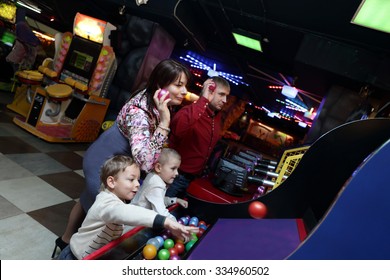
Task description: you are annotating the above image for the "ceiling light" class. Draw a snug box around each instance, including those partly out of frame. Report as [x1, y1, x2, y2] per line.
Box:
[179, 52, 249, 86]
[16, 1, 41, 14]
[135, 0, 148, 6]
[281, 85, 298, 99]
[119, 5, 126, 15]
[351, 0, 390, 33]
[232, 29, 262, 52]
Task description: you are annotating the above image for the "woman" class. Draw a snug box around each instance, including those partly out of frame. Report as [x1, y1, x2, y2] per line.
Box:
[52, 59, 191, 258]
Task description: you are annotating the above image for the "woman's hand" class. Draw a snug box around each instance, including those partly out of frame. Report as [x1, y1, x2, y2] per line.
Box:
[153, 89, 171, 128]
[164, 218, 199, 243]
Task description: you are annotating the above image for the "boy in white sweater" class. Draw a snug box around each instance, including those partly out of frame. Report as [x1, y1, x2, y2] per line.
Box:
[131, 148, 188, 221]
[58, 155, 197, 260]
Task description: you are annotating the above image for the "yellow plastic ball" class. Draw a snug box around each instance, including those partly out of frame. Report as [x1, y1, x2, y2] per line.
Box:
[143, 244, 157, 260]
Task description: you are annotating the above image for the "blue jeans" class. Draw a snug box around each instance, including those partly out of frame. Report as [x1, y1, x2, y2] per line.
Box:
[166, 174, 192, 198]
[57, 245, 77, 260]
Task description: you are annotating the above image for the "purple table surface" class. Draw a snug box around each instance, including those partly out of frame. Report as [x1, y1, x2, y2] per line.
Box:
[188, 218, 302, 260]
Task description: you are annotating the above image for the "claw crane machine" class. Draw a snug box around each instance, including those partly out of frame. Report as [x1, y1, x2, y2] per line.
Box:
[13, 13, 117, 143]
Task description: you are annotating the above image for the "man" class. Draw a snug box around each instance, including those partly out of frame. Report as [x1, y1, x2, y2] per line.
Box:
[166, 76, 230, 198]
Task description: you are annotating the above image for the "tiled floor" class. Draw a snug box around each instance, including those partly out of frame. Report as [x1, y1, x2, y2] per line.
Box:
[0, 91, 90, 260]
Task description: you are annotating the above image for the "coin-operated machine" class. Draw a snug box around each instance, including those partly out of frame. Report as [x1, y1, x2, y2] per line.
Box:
[13, 13, 117, 143]
[0, 0, 17, 92]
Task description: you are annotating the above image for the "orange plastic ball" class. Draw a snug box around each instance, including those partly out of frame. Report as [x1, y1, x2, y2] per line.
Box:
[143, 244, 157, 260]
[175, 238, 184, 244]
[248, 201, 267, 219]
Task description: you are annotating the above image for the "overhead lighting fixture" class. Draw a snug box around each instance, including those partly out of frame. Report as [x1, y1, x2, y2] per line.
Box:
[232, 29, 262, 52]
[135, 0, 148, 6]
[179, 52, 249, 86]
[281, 85, 298, 99]
[16, 1, 41, 14]
[351, 0, 390, 33]
[119, 5, 126, 15]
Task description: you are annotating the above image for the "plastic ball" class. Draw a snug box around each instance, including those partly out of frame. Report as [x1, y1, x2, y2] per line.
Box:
[185, 240, 196, 252]
[174, 242, 185, 254]
[199, 224, 208, 231]
[146, 238, 160, 249]
[143, 244, 157, 260]
[189, 217, 199, 226]
[154, 236, 165, 248]
[169, 254, 181, 260]
[248, 201, 267, 219]
[198, 221, 207, 227]
[196, 228, 205, 238]
[158, 89, 170, 101]
[164, 238, 175, 249]
[157, 249, 170, 260]
[175, 237, 185, 244]
[191, 233, 198, 241]
[174, 243, 185, 255]
[168, 247, 178, 256]
[180, 217, 189, 225]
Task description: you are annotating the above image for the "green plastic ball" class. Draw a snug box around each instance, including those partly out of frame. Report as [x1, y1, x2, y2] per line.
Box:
[163, 238, 175, 249]
[157, 248, 170, 260]
[185, 240, 196, 252]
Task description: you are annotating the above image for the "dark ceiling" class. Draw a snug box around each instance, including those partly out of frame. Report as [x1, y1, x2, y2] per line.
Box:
[17, 0, 390, 113]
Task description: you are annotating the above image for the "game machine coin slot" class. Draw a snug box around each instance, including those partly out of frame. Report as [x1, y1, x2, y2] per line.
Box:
[13, 13, 117, 143]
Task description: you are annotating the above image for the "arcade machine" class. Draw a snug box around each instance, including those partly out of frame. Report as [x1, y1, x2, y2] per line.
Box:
[6, 68, 43, 117]
[0, 0, 17, 92]
[6, 20, 43, 117]
[83, 118, 390, 260]
[13, 13, 117, 143]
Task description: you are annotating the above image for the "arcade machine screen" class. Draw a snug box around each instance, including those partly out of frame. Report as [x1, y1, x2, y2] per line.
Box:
[61, 36, 101, 85]
[0, 1, 17, 24]
[0, 29, 15, 47]
[0, 1, 16, 52]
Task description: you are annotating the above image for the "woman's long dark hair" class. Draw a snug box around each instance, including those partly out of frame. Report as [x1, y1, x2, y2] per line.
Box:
[130, 59, 191, 120]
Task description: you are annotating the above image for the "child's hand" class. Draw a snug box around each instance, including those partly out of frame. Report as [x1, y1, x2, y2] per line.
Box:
[164, 218, 199, 243]
[177, 198, 188, 208]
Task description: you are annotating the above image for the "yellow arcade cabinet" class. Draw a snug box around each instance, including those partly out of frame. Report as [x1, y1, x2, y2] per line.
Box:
[13, 13, 117, 143]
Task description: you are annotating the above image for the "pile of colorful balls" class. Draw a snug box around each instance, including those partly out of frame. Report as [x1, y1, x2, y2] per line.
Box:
[142, 216, 208, 260]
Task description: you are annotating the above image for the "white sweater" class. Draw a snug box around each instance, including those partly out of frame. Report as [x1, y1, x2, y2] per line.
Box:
[131, 172, 177, 221]
[70, 190, 160, 259]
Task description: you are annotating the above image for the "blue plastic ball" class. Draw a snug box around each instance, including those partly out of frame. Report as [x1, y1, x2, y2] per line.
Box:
[154, 236, 164, 248]
[146, 238, 160, 249]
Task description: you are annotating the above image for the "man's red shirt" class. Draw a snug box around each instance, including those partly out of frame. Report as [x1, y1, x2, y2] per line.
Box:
[169, 96, 222, 175]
